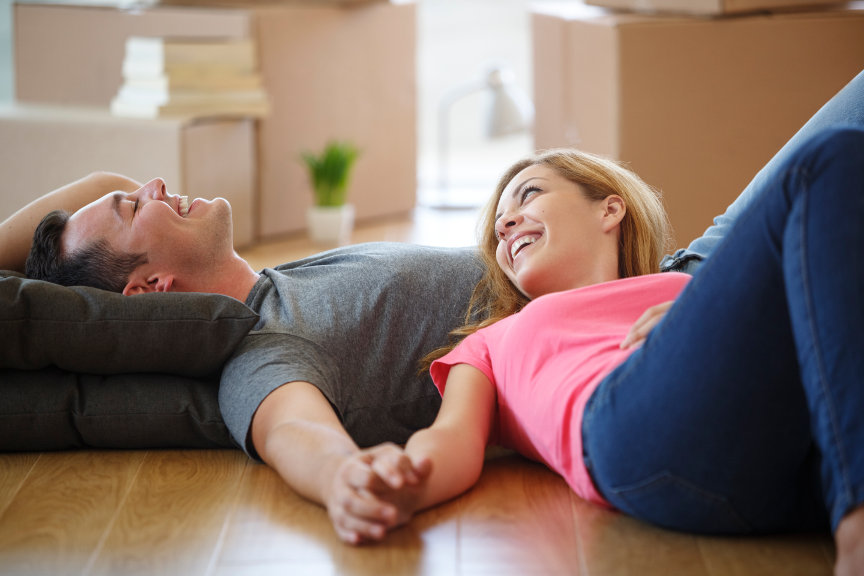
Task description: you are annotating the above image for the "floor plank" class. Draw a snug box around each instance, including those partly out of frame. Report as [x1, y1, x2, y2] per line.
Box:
[572, 497, 712, 576]
[458, 455, 582, 575]
[86, 450, 247, 576]
[216, 460, 340, 570]
[0, 450, 839, 576]
[0, 451, 144, 576]
[0, 452, 39, 516]
[214, 460, 460, 576]
[697, 533, 834, 576]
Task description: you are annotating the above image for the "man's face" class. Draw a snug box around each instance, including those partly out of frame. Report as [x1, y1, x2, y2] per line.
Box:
[63, 178, 234, 292]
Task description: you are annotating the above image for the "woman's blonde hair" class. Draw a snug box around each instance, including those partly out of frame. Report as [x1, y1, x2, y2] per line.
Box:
[421, 147, 672, 371]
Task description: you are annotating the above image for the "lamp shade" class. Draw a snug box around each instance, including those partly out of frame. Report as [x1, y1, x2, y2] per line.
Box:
[486, 68, 534, 138]
[429, 65, 535, 207]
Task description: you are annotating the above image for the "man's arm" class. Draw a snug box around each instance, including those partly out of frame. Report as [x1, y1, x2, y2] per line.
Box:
[251, 381, 404, 543]
[0, 171, 141, 272]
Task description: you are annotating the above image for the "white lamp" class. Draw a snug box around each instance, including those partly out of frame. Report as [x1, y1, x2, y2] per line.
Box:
[434, 66, 534, 208]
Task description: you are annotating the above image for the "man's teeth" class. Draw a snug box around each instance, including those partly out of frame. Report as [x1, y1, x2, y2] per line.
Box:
[511, 235, 537, 259]
[179, 196, 190, 217]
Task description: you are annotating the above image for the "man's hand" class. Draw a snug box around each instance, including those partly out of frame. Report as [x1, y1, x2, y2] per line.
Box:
[620, 301, 674, 350]
[326, 443, 432, 545]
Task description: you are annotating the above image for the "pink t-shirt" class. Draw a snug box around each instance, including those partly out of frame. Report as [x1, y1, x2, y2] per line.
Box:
[431, 273, 691, 506]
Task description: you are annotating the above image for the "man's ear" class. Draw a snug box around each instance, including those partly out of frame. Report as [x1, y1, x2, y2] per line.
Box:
[122, 271, 175, 295]
[602, 195, 626, 232]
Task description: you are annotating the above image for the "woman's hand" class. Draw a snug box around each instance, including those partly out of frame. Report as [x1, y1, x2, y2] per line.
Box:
[326, 443, 431, 545]
[620, 301, 674, 349]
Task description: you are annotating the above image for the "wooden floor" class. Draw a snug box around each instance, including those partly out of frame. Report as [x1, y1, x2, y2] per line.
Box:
[0, 207, 836, 575]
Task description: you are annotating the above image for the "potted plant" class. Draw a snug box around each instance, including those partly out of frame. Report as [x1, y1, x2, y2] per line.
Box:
[301, 140, 360, 245]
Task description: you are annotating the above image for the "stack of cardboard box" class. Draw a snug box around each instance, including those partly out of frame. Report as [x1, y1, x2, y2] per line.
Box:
[532, 0, 864, 247]
[2, 0, 416, 248]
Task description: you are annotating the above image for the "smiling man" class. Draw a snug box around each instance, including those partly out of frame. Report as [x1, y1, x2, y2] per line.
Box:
[11, 171, 483, 544]
[28, 177, 258, 300]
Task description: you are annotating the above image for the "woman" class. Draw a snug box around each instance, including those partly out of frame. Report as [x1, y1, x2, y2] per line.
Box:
[328, 127, 864, 576]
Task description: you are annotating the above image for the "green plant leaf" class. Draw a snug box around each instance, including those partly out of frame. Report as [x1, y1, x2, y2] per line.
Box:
[300, 141, 360, 206]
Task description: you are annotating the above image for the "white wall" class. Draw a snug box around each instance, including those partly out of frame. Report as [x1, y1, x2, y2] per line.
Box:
[417, 0, 534, 206]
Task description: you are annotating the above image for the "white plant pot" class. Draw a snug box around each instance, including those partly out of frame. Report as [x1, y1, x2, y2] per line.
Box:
[306, 204, 355, 245]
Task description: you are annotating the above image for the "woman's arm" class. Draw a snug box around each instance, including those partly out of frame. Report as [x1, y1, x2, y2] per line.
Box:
[376, 364, 495, 518]
[402, 363, 496, 511]
[0, 171, 142, 272]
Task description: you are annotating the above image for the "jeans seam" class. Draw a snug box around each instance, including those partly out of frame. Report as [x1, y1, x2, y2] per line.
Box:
[795, 164, 854, 524]
[608, 471, 754, 533]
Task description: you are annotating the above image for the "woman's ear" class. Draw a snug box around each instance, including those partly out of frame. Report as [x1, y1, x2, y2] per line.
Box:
[601, 195, 626, 232]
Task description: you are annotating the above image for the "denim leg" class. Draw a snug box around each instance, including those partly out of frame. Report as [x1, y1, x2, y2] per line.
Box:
[583, 127, 864, 535]
[662, 68, 864, 274]
[781, 129, 864, 529]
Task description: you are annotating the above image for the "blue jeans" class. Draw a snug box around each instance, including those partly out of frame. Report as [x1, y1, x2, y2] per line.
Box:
[662, 68, 864, 274]
[582, 127, 864, 535]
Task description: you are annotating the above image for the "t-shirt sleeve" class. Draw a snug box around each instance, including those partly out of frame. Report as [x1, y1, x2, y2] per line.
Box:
[219, 332, 339, 459]
[430, 329, 495, 396]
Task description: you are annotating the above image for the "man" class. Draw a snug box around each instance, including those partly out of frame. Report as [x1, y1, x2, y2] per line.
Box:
[2, 172, 483, 544]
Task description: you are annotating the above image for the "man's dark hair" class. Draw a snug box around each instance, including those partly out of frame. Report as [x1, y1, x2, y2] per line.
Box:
[25, 210, 149, 293]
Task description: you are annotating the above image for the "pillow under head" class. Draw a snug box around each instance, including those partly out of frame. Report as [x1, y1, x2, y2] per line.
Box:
[0, 272, 258, 377]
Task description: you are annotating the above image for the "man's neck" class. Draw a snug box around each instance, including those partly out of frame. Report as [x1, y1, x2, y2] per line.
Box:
[191, 253, 260, 303]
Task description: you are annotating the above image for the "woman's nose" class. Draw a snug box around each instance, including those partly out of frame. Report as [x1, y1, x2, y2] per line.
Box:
[495, 211, 521, 238]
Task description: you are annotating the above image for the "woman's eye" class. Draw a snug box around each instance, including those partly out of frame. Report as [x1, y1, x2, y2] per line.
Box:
[521, 186, 541, 203]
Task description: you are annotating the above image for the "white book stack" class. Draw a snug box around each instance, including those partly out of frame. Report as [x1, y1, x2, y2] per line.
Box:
[110, 36, 269, 119]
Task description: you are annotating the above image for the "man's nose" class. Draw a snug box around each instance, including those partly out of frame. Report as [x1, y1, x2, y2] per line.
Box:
[138, 178, 167, 200]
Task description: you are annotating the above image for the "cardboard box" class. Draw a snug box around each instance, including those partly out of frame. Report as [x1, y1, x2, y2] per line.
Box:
[532, 3, 864, 246]
[0, 104, 257, 248]
[154, 0, 394, 6]
[584, 0, 850, 16]
[14, 1, 416, 239]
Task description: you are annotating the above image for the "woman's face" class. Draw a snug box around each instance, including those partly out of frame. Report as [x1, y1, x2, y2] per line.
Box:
[493, 164, 624, 299]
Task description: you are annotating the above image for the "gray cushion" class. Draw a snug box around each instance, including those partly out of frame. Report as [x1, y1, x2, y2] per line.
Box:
[0, 367, 234, 450]
[0, 272, 258, 377]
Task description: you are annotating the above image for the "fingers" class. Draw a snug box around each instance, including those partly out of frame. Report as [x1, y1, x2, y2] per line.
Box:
[369, 444, 425, 489]
[328, 444, 428, 545]
[340, 444, 420, 491]
[620, 300, 674, 349]
[329, 487, 397, 545]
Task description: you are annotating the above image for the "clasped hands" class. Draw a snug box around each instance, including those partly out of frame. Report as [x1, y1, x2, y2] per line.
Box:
[326, 443, 432, 545]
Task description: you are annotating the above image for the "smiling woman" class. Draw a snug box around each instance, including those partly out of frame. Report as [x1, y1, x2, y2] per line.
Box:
[337, 128, 864, 576]
[430, 147, 671, 344]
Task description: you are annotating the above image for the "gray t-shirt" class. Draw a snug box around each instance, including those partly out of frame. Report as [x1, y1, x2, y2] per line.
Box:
[219, 242, 483, 457]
